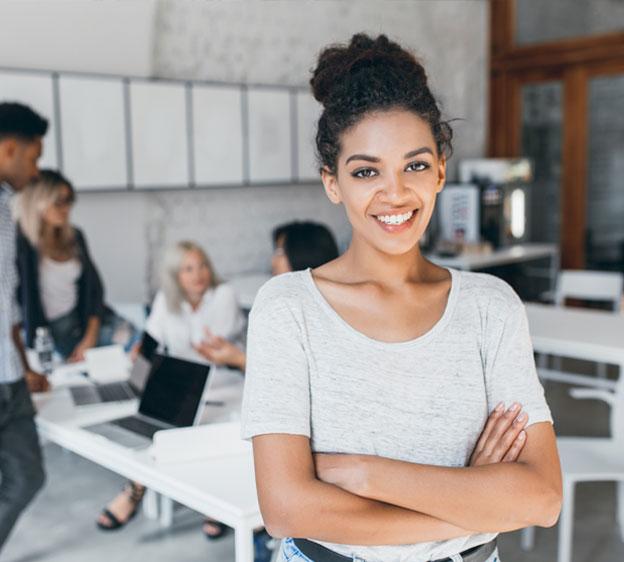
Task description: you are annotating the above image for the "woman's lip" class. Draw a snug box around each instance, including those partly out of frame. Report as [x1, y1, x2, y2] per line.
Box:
[371, 209, 419, 233]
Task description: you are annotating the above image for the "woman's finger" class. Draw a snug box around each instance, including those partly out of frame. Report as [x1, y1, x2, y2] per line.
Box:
[503, 431, 527, 462]
[491, 411, 528, 461]
[473, 402, 505, 454]
[481, 403, 522, 457]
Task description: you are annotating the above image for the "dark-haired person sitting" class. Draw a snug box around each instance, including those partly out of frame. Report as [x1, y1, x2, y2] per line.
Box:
[195, 220, 339, 372]
[0, 102, 49, 554]
[14, 170, 139, 361]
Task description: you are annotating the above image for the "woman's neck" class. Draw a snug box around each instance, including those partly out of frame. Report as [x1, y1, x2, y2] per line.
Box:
[40, 223, 65, 257]
[185, 292, 205, 311]
[340, 234, 431, 287]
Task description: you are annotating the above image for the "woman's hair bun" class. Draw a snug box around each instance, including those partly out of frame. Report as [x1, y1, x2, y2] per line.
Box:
[310, 33, 453, 173]
[310, 33, 426, 107]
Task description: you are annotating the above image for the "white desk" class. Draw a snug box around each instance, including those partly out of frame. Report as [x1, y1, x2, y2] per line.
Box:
[33, 376, 261, 562]
[428, 243, 558, 271]
[526, 303, 624, 389]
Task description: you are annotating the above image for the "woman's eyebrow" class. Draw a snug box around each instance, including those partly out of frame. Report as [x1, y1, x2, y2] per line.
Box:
[345, 146, 434, 165]
[345, 153, 380, 165]
[404, 147, 434, 158]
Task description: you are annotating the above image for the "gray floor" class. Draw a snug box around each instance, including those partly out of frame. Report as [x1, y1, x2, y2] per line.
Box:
[3, 373, 624, 562]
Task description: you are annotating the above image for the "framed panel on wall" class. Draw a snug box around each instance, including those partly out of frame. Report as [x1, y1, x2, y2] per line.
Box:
[0, 70, 58, 169]
[59, 76, 128, 190]
[296, 91, 321, 182]
[130, 80, 189, 189]
[247, 88, 292, 183]
[192, 84, 244, 186]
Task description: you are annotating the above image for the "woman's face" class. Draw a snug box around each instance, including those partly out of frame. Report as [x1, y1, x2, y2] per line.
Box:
[42, 184, 74, 228]
[321, 109, 446, 257]
[178, 249, 212, 303]
[271, 234, 292, 276]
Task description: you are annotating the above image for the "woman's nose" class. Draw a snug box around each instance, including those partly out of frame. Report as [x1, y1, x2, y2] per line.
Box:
[382, 172, 408, 202]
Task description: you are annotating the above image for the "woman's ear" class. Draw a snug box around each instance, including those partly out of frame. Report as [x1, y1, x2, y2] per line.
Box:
[436, 157, 447, 194]
[320, 167, 342, 205]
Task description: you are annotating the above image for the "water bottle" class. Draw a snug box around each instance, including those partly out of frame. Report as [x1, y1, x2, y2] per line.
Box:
[34, 327, 54, 376]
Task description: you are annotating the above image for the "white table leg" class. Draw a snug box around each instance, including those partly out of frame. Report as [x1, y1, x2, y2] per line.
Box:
[159, 495, 174, 528]
[558, 479, 575, 562]
[234, 525, 255, 562]
[617, 480, 624, 542]
[143, 488, 159, 520]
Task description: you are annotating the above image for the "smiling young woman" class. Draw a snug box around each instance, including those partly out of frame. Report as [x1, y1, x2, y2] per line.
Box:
[241, 34, 562, 562]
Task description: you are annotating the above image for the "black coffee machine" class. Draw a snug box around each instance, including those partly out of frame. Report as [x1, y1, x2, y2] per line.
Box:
[458, 159, 532, 249]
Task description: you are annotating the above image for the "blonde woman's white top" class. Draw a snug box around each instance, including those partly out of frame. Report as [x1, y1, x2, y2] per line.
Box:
[39, 256, 82, 320]
[145, 283, 245, 364]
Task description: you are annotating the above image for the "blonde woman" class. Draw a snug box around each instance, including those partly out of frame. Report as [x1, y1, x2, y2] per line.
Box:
[14, 169, 137, 361]
[97, 241, 244, 537]
[145, 240, 244, 362]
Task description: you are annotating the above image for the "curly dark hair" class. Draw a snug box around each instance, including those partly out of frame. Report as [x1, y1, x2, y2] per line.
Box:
[310, 33, 453, 175]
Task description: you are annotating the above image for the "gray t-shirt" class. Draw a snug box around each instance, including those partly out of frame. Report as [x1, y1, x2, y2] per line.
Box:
[241, 268, 552, 561]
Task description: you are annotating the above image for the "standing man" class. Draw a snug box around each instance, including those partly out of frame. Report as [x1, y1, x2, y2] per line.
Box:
[0, 102, 49, 553]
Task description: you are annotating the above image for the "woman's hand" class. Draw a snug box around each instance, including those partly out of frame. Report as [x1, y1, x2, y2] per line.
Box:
[314, 453, 370, 496]
[193, 328, 246, 370]
[67, 335, 96, 363]
[469, 402, 528, 467]
[25, 369, 50, 393]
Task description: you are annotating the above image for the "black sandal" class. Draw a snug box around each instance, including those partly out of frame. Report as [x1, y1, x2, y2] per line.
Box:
[202, 519, 227, 540]
[96, 482, 145, 531]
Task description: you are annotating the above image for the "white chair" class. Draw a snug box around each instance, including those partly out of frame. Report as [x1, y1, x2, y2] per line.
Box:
[538, 270, 624, 389]
[521, 381, 624, 562]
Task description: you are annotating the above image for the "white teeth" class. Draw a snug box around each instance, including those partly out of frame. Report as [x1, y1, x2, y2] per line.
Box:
[375, 210, 414, 225]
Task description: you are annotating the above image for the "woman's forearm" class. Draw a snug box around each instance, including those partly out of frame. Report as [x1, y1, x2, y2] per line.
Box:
[83, 316, 101, 344]
[359, 454, 560, 532]
[261, 476, 472, 544]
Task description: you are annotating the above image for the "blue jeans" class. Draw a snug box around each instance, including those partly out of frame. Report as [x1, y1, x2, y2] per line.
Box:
[48, 308, 140, 359]
[277, 538, 500, 562]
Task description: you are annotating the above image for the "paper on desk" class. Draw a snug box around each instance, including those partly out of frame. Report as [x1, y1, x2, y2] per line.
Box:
[151, 422, 250, 464]
[84, 345, 130, 383]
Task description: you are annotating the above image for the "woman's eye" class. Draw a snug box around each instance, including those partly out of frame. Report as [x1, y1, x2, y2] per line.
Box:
[352, 168, 378, 179]
[406, 161, 430, 172]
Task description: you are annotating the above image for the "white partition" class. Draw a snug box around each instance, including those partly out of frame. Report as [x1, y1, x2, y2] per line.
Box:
[130, 81, 189, 188]
[247, 88, 292, 183]
[192, 85, 244, 186]
[59, 76, 127, 190]
[0, 70, 58, 169]
[296, 91, 321, 182]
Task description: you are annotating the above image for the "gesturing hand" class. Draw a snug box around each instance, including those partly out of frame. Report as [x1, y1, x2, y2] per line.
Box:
[470, 402, 528, 467]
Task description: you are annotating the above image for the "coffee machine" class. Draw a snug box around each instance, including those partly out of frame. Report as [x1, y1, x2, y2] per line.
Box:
[458, 158, 532, 249]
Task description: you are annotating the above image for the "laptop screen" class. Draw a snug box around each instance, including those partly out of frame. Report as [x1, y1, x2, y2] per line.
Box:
[138, 355, 210, 427]
[140, 331, 159, 361]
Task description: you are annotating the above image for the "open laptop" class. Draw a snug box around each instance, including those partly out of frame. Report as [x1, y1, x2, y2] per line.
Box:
[69, 332, 159, 406]
[86, 354, 211, 448]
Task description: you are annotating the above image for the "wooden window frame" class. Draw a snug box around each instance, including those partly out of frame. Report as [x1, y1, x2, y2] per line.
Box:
[489, 0, 624, 268]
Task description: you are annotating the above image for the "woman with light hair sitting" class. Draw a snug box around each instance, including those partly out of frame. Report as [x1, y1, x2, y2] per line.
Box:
[97, 240, 244, 536]
[14, 169, 137, 361]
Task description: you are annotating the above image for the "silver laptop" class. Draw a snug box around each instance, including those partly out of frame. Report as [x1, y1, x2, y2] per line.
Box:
[86, 354, 211, 448]
[69, 332, 158, 406]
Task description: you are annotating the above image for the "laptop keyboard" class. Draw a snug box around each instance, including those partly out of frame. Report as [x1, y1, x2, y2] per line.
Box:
[70, 386, 100, 405]
[98, 383, 135, 402]
[112, 416, 165, 438]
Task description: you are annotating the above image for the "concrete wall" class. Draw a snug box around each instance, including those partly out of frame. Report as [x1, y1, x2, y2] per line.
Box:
[1, 0, 489, 304]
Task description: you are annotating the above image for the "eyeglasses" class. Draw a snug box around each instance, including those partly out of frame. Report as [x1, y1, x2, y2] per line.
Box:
[54, 195, 74, 208]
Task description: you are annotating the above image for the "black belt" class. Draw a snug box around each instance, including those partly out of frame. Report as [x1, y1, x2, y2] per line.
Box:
[292, 538, 497, 562]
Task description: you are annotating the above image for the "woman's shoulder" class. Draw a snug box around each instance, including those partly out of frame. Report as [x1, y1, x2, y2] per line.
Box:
[252, 271, 311, 313]
[455, 269, 522, 313]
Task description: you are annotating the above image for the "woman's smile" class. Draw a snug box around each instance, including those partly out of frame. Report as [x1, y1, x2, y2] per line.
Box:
[371, 208, 419, 233]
